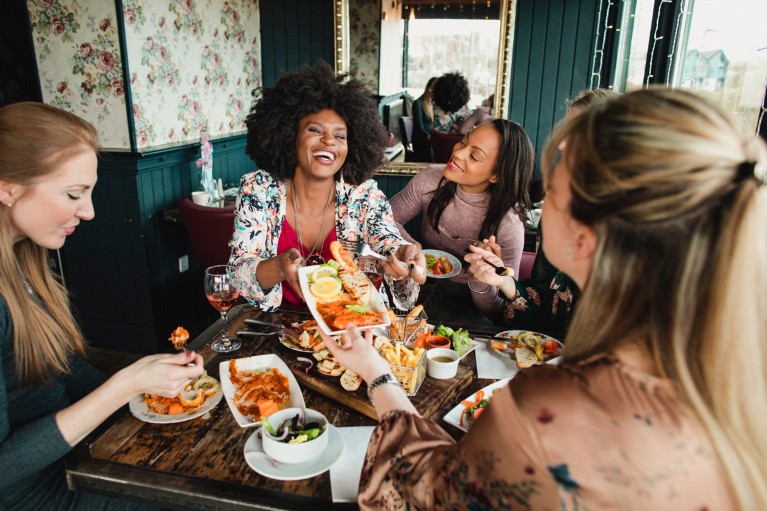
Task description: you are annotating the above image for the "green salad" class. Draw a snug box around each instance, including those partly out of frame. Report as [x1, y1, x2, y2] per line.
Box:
[435, 324, 472, 356]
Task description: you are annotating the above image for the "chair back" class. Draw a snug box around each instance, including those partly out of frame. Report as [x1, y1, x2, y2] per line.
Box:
[430, 130, 462, 163]
[399, 116, 413, 148]
[518, 251, 536, 281]
[177, 198, 235, 268]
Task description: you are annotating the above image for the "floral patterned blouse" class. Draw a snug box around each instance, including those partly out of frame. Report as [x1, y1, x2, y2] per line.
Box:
[229, 170, 418, 311]
[433, 104, 472, 134]
[503, 224, 579, 340]
[358, 351, 736, 510]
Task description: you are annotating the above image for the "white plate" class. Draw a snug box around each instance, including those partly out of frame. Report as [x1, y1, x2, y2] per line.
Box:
[219, 354, 306, 428]
[244, 424, 344, 480]
[422, 249, 462, 279]
[279, 334, 313, 353]
[298, 265, 391, 336]
[491, 330, 563, 364]
[455, 339, 480, 360]
[443, 377, 512, 433]
[129, 386, 223, 424]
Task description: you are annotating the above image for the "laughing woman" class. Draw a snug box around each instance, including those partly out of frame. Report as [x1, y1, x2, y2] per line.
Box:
[230, 64, 426, 311]
[0, 103, 203, 511]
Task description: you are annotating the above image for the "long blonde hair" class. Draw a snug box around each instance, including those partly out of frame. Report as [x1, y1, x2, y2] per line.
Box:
[545, 88, 767, 509]
[422, 77, 437, 121]
[0, 102, 98, 386]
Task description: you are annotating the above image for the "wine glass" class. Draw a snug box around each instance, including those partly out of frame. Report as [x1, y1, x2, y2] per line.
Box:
[204, 265, 241, 353]
[356, 256, 384, 292]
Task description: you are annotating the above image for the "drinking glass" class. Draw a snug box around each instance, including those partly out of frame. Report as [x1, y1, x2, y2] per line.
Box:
[356, 256, 383, 291]
[204, 265, 241, 353]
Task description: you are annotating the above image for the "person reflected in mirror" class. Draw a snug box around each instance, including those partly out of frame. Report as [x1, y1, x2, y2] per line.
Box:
[390, 119, 533, 325]
[320, 88, 767, 511]
[431, 72, 472, 134]
[466, 88, 618, 339]
[0, 102, 203, 511]
[458, 94, 494, 135]
[230, 63, 426, 312]
[411, 77, 437, 161]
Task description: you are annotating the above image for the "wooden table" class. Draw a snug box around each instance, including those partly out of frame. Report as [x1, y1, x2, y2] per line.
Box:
[66, 305, 502, 511]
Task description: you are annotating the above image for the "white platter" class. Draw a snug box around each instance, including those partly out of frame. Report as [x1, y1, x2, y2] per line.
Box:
[298, 265, 390, 336]
[244, 424, 344, 480]
[219, 354, 306, 428]
[422, 249, 462, 279]
[129, 386, 223, 424]
[491, 330, 563, 364]
[443, 377, 512, 433]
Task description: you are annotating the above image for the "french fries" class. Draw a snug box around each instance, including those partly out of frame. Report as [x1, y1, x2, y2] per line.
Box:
[374, 335, 427, 395]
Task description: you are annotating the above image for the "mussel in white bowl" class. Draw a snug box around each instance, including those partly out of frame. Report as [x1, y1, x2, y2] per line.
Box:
[260, 408, 329, 464]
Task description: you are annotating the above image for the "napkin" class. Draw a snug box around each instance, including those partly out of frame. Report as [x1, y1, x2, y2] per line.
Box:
[474, 341, 520, 380]
[330, 426, 375, 503]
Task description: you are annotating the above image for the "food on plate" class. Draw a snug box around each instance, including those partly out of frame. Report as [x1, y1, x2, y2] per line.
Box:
[329, 240, 358, 274]
[290, 320, 326, 351]
[340, 369, 362, 391]
[309, 276, 343, 301]
[316, 300, 384, 330]
[425, 253, 453, 275]
[459, 387, 504, 428]
[435, 324, 473, 356]
[143, 371, 220, 415]
[168, 326, 190, 351]
[228, 361, 291, 422]
[338, 266, 372, 304]
[262, 410, 326, 445]
[491, 331, 561, 368]
[308, 264, 338, 282]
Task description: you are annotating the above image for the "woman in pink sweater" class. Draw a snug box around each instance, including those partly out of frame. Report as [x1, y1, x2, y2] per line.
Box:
[390, 119, 534, 324]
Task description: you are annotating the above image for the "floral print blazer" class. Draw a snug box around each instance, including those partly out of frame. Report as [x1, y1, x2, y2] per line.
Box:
[229, 170, 418, 311]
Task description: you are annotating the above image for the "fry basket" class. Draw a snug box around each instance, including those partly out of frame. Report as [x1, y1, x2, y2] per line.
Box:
[387, 308, 429, 345]
[389, 349, 427, 396]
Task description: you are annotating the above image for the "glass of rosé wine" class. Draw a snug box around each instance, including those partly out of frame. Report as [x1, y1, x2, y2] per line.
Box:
[204, 265, 241, 353]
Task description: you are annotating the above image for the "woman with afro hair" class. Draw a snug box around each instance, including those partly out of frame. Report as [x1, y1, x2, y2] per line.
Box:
[229, 63, 426, 311]
[431, 72, 473, 134]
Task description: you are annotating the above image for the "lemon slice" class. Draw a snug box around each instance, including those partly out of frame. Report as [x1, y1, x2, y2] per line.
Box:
[310, 266, 338, 282]
[309, 276, 342, 300]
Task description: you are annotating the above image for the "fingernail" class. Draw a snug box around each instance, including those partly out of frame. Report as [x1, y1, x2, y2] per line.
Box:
[483, 239, 488, 243]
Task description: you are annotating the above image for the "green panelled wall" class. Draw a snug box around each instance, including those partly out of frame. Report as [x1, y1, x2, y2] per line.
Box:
[508, 0, 598, 190]
[259, 0, 335, 86]
[61, 136, 255, 353]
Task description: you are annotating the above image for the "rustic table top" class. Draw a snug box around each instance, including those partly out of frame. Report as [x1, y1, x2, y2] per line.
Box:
[66, 305, 504, 511]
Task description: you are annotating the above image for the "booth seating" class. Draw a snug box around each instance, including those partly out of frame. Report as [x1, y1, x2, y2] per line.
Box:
[177, 198, 235, 268]
[430, 130, 462, 163]
[518, 251, 536, 281]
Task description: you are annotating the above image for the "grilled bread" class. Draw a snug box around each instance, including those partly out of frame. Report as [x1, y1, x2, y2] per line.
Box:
[338, 266, 372, 305]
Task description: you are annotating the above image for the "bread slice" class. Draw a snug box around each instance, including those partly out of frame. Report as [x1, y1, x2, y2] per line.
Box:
[515, 346, 539, 368]
[340, 369, 362, 391]
[338, 266, 372, 305]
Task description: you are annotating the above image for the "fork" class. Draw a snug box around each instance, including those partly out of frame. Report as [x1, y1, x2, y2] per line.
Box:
[341, 240, 411, 270]
[438, 225, 504, 249]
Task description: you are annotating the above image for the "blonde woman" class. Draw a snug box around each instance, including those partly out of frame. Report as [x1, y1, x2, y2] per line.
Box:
[0, 102, 203, 510]
[411, 76, 437, 161]
[321, 88, 767, 509]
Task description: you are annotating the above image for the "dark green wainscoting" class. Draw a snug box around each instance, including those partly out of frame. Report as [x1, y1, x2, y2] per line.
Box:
[61, 135, 255, 353]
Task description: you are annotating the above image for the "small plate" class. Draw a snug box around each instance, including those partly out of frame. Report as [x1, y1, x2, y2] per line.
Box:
[129, 387, 223, 424]
[219, 354, 306, 428]
[243, 424, 344, 480]
[422, 249, 461, 279]
[279, 334, 313, 353]
[443, 377, 512, 433]
[298, 265, 391, 336]
[491, 330, 563, 364]
[455, 339, 480, 360]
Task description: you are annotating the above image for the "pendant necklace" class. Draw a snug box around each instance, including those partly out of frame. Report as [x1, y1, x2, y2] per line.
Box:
[291, 181, 334, 266]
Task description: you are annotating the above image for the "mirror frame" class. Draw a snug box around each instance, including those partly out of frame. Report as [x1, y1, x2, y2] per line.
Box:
[333, 0, 517, 175]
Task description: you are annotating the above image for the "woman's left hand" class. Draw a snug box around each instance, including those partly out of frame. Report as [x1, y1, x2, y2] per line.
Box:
[382, 245, 426, 285]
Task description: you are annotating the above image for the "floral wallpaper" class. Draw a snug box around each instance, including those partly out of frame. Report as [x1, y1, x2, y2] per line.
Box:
[349, 0, 380, 94]
[26, 0, 262, 151]
[28, 0, 131, 148]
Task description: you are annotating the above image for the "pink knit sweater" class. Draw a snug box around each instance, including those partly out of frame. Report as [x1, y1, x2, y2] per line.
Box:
[390, 165, 525, 314]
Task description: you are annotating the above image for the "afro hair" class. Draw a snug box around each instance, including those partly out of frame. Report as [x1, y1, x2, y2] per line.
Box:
[432, 72, 471, 113]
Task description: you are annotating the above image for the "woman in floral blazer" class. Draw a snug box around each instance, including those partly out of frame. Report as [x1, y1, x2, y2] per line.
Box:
[229, 64, 425, 311]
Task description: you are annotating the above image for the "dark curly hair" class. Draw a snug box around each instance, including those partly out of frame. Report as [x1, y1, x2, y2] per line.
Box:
[245, 63, 388, 184]
[432, 72, 471, 114]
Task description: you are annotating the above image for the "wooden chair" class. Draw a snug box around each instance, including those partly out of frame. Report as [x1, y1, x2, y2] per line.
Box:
[430, 130, 462, 163]
[177, 198, 235, 268]
[399, 116, 416, 161]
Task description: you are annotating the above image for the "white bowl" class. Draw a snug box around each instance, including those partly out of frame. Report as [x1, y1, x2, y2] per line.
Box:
[261, 408, 329, 464]
[426, 348, 459, 379]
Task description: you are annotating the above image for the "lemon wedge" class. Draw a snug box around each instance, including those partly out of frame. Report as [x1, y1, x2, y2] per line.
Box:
[310, 266, 338, 282]
[309, 276, 342, 300]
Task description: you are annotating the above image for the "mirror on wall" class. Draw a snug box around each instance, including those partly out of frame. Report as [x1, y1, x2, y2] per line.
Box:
[333, 0, 516, 173]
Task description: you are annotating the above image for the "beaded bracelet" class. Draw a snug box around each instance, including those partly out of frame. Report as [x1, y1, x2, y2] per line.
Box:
[366, 373, 401, 404]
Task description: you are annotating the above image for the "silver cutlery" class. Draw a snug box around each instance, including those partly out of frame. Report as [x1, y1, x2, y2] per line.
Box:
[479, 257, 510, 277]
[438, 225, 504, 249]
[340, 240, 411, 270]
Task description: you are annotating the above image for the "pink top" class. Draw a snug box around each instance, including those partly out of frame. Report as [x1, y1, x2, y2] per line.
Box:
[276, 220, 337, 307]
[390, 165, 525, 314]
